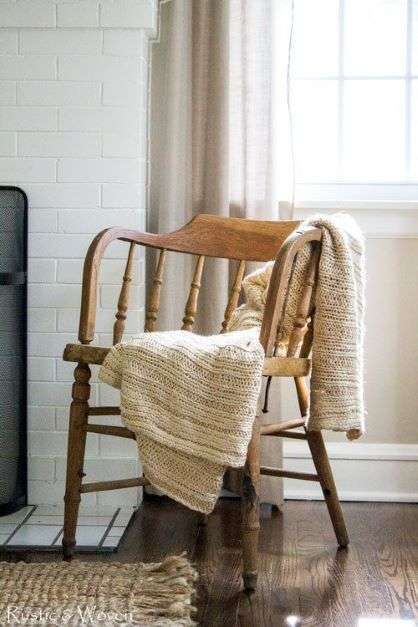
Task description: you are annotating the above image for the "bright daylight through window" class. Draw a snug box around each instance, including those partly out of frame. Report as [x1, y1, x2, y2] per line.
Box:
[291, 0, 418, 202]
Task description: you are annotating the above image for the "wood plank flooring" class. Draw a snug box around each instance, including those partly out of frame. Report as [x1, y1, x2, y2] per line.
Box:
[2, 498, 417, 626]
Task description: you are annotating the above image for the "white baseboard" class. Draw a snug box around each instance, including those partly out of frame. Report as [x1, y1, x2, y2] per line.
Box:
[283, 441, 418, 503]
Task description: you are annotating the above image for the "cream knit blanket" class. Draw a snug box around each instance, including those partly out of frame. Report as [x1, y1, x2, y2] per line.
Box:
[230, 213, 366, 437]
[100, 329, 264, 513]
[99, 212, 365, 513]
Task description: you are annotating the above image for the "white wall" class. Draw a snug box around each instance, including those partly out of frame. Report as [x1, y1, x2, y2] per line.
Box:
[0, 0, 157, 507]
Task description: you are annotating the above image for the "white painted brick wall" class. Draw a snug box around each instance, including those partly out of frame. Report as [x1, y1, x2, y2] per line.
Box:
[56, 3, 99, 28]
[0, 133, 17, 155]
[18, 82, 102, 107]
[0, 0, 157, 507]
[0, 55, 57, 79]
[0, 31, 18, 53]
[0, 107, 57, 131]
[18, 132, 102, 157]
[0, 2, 56, 29]
[0, 83, 17, 106]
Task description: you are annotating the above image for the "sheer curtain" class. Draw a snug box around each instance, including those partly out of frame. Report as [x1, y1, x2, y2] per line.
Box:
[148, 0, 294, 508]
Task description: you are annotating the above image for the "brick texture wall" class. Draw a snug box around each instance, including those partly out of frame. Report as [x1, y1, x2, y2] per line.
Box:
[0, 0, 157, 507]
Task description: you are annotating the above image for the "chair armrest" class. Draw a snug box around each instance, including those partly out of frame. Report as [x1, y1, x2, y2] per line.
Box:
[78, 226, 170, 344]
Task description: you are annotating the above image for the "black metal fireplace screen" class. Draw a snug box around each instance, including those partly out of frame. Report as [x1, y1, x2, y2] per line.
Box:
[0, 186, 27, 515]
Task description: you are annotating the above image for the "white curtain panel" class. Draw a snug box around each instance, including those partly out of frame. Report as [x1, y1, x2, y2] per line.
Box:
[149, 0, 294, 508]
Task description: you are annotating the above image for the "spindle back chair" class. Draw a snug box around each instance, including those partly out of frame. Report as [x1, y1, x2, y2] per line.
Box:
[62, 214, 348, 591]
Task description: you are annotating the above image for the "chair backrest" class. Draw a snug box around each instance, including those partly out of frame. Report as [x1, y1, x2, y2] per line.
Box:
[78, 214, 322, 358]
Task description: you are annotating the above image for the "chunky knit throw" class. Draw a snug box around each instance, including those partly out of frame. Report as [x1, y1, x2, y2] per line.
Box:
[230, 213, 366, 437]
[100, 329, 264, 513]
[100, 213, 365, 513]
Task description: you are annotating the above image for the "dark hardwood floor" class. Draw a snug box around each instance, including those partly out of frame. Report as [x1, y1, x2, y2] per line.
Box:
[2, 498, 417, 626]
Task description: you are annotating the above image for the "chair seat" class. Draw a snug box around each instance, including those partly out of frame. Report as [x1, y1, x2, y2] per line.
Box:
[63, 343, 311, 377]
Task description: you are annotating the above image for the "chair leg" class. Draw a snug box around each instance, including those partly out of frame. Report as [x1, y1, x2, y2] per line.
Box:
[294, 376, 349, 548]
[62, 363, 91, 560]
[306, 430, 349, 548]
[241, 416, 261, 592]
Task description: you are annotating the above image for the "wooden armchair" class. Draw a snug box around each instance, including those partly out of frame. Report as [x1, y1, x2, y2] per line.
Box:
[62, 214, 348, 591]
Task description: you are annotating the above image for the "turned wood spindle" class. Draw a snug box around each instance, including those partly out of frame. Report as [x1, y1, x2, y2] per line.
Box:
[221, 260, 246, 333]
[182, 255, 205, 331]
[113, 242, 136, 345]
[145, 249, 167, 332]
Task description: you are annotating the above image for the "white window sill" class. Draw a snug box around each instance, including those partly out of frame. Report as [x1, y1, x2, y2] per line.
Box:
[291, 201, 418, 238]
[294, 200, 418, 211]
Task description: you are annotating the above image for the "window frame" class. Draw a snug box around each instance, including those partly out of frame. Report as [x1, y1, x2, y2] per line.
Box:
[290, 0, 418, 205]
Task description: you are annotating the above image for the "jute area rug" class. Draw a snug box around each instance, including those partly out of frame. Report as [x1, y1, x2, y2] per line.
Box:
[0, 555, 197, 626]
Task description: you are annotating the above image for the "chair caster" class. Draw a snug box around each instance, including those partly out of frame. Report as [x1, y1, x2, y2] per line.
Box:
[242, 571, 258, 592]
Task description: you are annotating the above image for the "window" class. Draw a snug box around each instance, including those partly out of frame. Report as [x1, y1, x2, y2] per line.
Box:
[290, 0, 418, 204]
